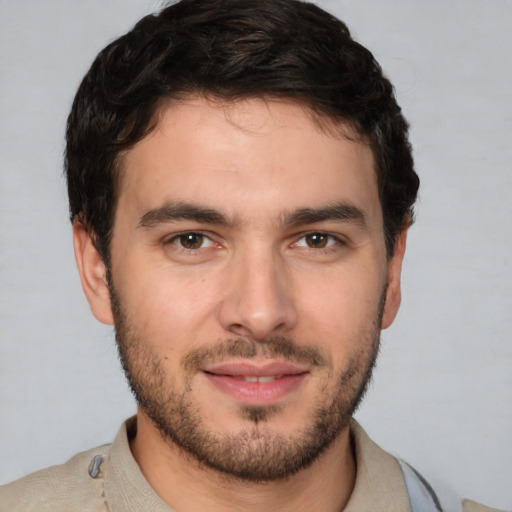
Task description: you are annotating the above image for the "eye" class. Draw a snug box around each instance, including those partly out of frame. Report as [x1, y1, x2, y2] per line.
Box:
[295, 232, 339, 249]
[170, 232, 215, 250]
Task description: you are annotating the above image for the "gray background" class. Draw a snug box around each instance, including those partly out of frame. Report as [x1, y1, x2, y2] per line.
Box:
[1, 1, 511, 509]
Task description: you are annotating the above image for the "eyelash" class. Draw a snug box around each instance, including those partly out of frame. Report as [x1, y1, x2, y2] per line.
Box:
[292, 232, 345, 252]
[165, 231, 344, 253]
[165, 231, 216, 252]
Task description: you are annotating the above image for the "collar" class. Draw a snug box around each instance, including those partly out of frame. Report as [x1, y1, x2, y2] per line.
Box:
[103, 417, 173, 511]
[102, 417, 411, 511]
[343, 420, 411, 512]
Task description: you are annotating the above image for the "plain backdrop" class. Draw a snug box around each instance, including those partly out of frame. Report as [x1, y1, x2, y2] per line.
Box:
[1, 1, 511, 510]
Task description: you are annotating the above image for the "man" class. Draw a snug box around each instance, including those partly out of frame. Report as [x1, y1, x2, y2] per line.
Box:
[0, 0, 500, 511]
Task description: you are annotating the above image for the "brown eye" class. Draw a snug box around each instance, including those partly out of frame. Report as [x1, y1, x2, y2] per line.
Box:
[305, 233, 329, 248]
[178, 233, 204, 249]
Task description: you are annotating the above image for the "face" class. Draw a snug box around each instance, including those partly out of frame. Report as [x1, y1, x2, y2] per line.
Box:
[76, 97, 405, 481]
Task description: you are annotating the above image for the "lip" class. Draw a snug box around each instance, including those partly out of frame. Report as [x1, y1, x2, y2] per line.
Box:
[201, 360, 310, 405]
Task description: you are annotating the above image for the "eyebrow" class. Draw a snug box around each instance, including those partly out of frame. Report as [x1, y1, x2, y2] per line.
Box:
[282, 203, 368, 229]
[138, 202, 233, 229]
[137, 200, 368, 231]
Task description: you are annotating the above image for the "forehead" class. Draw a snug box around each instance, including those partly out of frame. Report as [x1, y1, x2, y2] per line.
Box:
[116, 97, 381, 228]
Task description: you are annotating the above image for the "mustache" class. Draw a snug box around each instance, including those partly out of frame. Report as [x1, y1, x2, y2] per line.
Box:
[182, 336, 331, 374]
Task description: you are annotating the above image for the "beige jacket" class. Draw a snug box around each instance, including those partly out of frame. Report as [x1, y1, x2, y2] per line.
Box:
[0, 418, 500, 512]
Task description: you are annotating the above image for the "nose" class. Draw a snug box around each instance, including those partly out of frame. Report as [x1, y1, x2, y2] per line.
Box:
[217, 248, 298, 341]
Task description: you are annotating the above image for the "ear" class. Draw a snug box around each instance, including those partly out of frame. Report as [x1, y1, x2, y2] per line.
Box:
[381, 229, 408, 329]
[73, 221, 114, 325]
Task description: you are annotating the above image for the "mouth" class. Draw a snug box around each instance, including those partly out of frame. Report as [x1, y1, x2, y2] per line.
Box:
[226, 375, 286, 383]
[201, 361, 310, 405]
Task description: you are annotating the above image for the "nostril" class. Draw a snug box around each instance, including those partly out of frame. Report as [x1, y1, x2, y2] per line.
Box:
[216, 275, 298, 340]
[228, 323, 253, 337]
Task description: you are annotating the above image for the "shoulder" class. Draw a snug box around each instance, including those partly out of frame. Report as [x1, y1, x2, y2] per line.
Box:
[462, 499, 507, 512]
[0, 444, 111, 512]
[351, 421, 506, 512]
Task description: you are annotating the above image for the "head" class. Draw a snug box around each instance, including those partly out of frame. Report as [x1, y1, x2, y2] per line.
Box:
[66, 0, 418, 265]
[69, 0, 419, 482]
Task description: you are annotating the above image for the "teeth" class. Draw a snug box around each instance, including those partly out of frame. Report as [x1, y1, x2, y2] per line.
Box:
[255, 376, 276, 383]
[237, 375, 280, 383]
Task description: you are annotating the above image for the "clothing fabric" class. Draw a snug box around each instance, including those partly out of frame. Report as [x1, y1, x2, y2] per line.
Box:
[398, 459, 443, 511]
[0, 418, 499, 512]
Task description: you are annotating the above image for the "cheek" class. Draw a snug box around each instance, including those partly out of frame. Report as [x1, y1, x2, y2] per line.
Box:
[294, 265, 385, 344]
[116, 263, 222, 349]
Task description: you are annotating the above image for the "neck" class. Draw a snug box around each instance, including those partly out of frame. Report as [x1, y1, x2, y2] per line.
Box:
[130, 410, 356, 512]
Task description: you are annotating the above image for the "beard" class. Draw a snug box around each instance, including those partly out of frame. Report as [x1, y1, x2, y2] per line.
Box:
[110, 285, 384, 482]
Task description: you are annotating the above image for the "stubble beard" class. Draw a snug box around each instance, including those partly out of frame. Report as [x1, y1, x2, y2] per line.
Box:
[110, 286, 384, 482]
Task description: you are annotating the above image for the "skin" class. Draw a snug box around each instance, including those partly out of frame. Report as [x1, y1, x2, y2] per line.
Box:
[74, 97, 407, 512]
